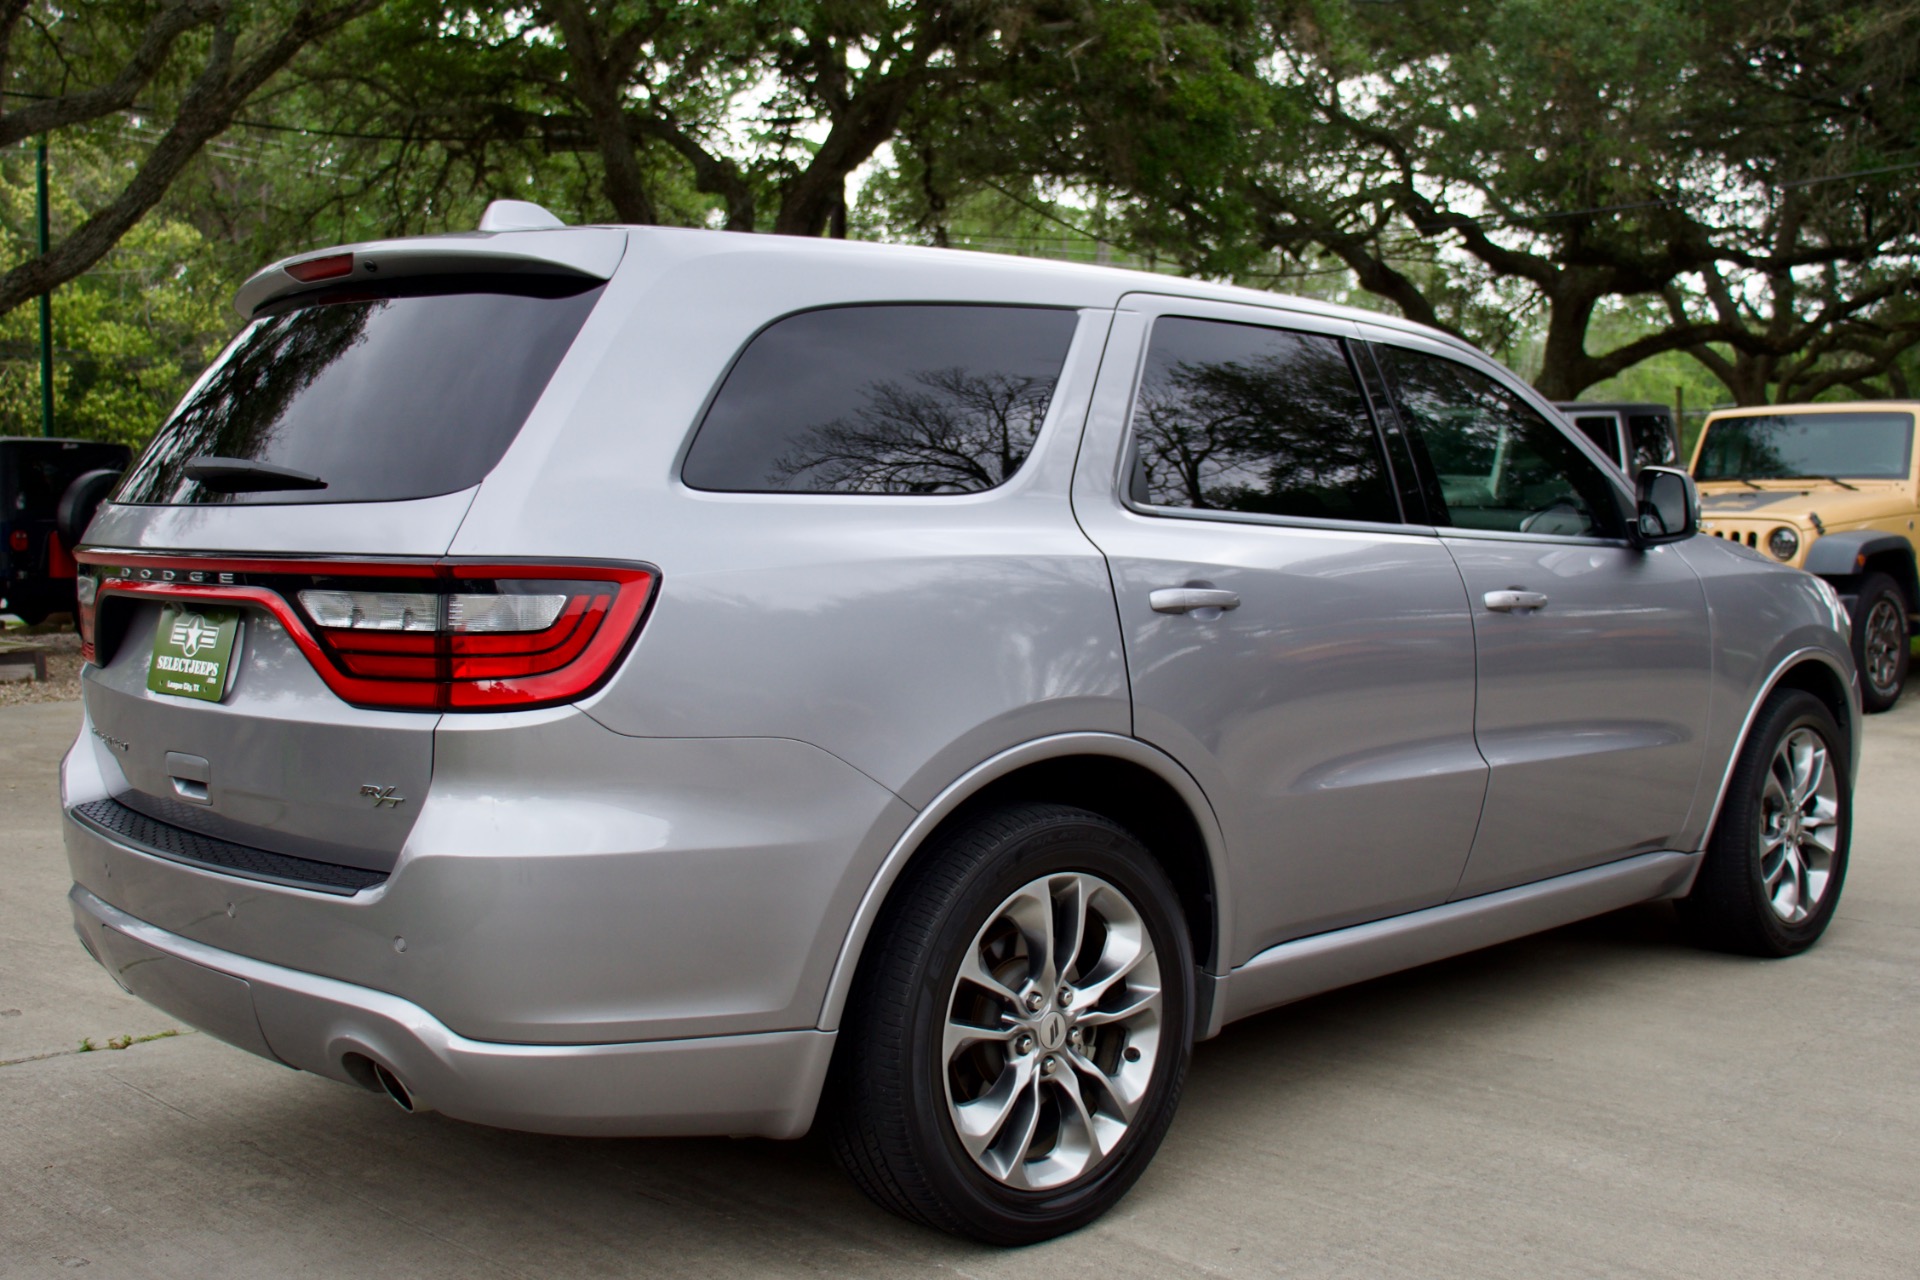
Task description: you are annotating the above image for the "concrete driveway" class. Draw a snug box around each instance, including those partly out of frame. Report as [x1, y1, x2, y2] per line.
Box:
[3, 697, 1916, 1278]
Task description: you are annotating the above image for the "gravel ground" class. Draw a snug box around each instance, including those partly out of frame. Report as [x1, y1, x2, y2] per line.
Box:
[0, 627, 82, 706]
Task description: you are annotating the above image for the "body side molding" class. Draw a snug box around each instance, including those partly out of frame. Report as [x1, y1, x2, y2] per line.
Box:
[815, 731, 1234, 1033]
[1213, 850, 1701, 1036]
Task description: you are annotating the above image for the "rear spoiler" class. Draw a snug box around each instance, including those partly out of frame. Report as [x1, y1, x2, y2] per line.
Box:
[233, 227, 627, 318]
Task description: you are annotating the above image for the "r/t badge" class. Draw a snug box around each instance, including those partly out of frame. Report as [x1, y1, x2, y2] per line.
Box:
[359, 784, 406, 809]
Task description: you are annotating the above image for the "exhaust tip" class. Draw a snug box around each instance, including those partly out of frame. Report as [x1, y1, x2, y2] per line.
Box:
[371, 1061, 414, 1112]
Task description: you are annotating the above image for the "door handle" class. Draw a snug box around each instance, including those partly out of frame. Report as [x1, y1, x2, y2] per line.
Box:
[1483, 589, 1550, 613]
[1150, 588, 1241, 615]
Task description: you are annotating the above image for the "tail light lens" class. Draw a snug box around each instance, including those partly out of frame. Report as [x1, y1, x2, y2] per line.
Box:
[76, 556, 656, 712]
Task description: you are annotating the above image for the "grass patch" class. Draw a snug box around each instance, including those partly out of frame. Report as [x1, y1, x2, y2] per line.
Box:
[77, 1029, 181, 1053]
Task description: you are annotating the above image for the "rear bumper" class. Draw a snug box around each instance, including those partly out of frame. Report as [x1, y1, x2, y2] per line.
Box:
[69, 884, 834, 1139]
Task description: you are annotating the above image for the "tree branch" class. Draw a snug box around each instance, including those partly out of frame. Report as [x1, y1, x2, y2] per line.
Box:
[0, 0, 220, 147]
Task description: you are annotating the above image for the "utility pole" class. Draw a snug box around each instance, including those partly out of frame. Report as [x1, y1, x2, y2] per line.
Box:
[36, 137, 53, 438]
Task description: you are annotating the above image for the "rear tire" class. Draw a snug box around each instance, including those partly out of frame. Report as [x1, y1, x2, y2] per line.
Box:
[1851, 572, 1908, 713]
[1678, 690, 1850, 957]
[828, 802, 1194, 1244]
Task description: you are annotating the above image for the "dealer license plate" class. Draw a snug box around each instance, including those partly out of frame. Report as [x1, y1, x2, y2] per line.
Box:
[147, 604, 241, 702]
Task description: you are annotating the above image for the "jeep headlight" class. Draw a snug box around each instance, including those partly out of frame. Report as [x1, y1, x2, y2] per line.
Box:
[1768, 526, 1800, 561]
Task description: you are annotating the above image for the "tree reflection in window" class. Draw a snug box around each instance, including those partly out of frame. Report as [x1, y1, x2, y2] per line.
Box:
[684, 305, 1080, 494]
[122, 302, 374, 504]
[773, 366, 1055, 493]
[1128, 318, 1397, 523]
[118, 277, 604, 506]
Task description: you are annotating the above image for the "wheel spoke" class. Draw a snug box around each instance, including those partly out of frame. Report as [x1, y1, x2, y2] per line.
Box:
[953, 1053, 1036, 1165]
[1771, 844, 1807, 921]
[1002, 885, 1057, 994]
[1051, 1063, 1107, 1171]
[1067, 1047, 1145, 1124]
[1075, 983, 1161, 1028]
[956, 945, 1022, 1012]
[1761, 842, 1789, 892]
[1795, 740, 1827, 808]
[1070, 920, 1151, 1010]
[1053, 875, 1090, 985]
[943, 1014, 1016, 1064]
[991, 1075, 1045, 1187]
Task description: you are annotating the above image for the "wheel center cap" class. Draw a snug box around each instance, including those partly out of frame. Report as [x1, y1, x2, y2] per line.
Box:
[1037, 1011, 1068, 1051]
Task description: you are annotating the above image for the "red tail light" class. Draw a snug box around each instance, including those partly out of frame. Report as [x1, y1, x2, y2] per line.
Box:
[75, 555, 657, 712]
[285, 252, 355, 282]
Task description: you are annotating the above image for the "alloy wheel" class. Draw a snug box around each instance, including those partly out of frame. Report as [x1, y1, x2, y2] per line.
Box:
[942, 872, 1162, 1190]
[1758, 726, 1841, 924]
[1863, 596, 1906, 697]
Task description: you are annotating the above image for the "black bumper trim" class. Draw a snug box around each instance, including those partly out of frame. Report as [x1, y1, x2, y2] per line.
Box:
[70, 797, 389, 896]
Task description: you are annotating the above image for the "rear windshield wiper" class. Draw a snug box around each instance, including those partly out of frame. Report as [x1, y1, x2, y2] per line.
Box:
[184, 457, 328, 493]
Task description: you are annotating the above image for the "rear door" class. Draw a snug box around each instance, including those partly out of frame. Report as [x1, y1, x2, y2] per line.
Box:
[1365, 332, 1712, 898]
[1073, 297, 1488, 957]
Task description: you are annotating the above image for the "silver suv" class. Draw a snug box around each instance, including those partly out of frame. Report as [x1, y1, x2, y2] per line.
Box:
[64, 212, 1859, 1244]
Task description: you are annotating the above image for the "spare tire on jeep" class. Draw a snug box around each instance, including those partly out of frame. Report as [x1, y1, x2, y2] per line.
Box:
[56, 468, 123, 550]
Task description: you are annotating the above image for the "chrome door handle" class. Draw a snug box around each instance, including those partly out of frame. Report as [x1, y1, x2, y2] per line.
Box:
[1150, 588, 1241, 614]
[1483, 590, 1550, 613]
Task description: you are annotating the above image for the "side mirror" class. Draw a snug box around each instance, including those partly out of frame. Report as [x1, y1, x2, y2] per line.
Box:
[1634, 466, 1699, 546]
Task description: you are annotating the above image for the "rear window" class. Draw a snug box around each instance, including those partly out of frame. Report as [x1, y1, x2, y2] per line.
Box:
[116, 275, 604, 505]
[681, 304, 1080, 494]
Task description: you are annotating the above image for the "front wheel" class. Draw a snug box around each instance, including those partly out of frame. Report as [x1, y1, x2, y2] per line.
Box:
[1678, 689, 1851, 957]
[1851, 571, 1909, 713]
[828, 803, 1195, 1244]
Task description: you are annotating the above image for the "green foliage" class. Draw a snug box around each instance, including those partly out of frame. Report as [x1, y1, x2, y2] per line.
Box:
[0, 140, 240, 445]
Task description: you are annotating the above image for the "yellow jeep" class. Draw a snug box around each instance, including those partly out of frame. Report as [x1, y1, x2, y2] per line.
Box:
[1691, 400, 1920, 711]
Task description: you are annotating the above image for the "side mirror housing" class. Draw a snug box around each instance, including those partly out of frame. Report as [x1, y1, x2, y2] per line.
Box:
[1634, 466, 1699, 546]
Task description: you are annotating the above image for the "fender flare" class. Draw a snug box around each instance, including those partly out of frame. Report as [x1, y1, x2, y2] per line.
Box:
[1696, 646, 1860, 850]
[1802, 531, 1917, 602]
[814, 732, 1234, 1032]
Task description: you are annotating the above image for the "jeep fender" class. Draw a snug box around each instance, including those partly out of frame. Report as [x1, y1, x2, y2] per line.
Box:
[1802, 531, 1918, 609]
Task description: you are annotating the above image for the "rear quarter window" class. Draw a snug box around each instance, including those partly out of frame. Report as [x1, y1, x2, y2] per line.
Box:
[681, 304, 1080, 494]
[117, 275, 604, 505]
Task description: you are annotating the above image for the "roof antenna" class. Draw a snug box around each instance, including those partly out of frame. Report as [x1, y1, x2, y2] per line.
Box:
[479, 199, 565, 232]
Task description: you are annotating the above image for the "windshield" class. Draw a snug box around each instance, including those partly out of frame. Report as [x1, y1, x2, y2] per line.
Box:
[117, 275, 604, 505]
[1693, 411, 1914, 482]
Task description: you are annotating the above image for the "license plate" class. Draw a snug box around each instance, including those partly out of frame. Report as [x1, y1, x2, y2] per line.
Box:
[147, 604, 242, 702]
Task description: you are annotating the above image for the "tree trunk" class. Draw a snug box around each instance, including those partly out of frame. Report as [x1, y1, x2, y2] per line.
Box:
[1531, 287, 1602, 401]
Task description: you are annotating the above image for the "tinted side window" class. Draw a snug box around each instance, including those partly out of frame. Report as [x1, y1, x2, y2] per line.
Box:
[683, 305, 1079, 494]
[1127, 317, 1398, 523]
[1627, 412, 1678, 468]
[1375, 346, 1623, 538]
[1572, 414, 1622, 463]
